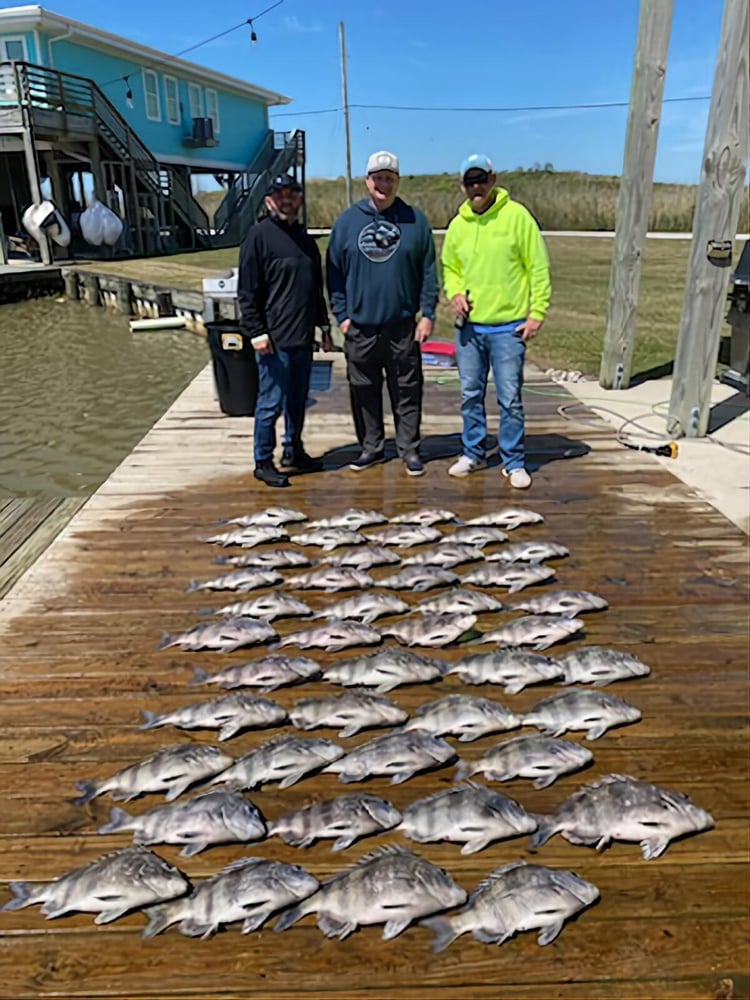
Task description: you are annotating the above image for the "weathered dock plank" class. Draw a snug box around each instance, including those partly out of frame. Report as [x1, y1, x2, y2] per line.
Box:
[0, 497, 87, 600]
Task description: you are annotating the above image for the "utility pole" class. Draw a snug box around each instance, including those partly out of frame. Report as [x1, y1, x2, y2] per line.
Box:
[668, 0, 750, 437]
[599, 0, 674, 389]
[339, 20, 353, 207]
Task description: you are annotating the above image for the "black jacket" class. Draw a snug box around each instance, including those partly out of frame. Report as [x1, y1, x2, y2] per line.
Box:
[238, 216, 327, 350]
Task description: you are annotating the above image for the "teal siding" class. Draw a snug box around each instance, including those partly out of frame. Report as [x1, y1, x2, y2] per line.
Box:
[0, 30, 39, 62]
[36, 34, 270, 169]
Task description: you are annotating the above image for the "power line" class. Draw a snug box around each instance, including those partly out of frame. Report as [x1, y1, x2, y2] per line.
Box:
[271, 94, 711, 118]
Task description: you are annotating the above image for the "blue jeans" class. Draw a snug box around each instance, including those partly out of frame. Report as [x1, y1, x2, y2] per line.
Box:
[254, 345, 313, 464]
[454, 322, 526, 471]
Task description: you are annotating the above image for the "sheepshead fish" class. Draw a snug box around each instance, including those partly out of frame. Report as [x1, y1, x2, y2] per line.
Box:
[324, 731, 456, 784]
[365, 525, 443, 547]
[207, 592, 313, 621]
[377, 566, 461, 591]
[140, 692, 287, 741]
[531, 773, 714, 859]
[415, 588, 505, 616]
[402, 544, 485, 569]
[290, 689, 408, 737]
[512, 590, 608, 617]
[478, 615, 584, 651]
[389, 508, 456, 526]
[187, 568, 283, 593]
[274, 619, 382, 653]
[216, 548, 315, 570]
[285, 567, 375, 592]
[461, 563, 556, 593]
[290, 528, 368, 550]
[311, 592, 410, 624]
[209, 734, 343, 791]
[381, 611, 478, 648]
[0, 847, 189, 925]
[465, 507, 545, 530]
[190, 655, 319, 692]
[73, 744, 234, 805]
[422, 861, 599, 952]
[158, 617, 277, 653]
[323, 545, 401, 570]
[487, 541, 570, 564]
[455, 734, 594, 789]
[274, 845, 466, 940]
[324, 649, 446, 693]
[308, 508, 387, 530]
[556, 646, 651, 686]
[143, 858, 318, 939]
[523, 689, 641, 740]
[203, 525, 289, 547]
[221, 507, 306, 528]
[440, 527, 508, 548]
[400, 693, 521, 742]
[268, 793, 402, 851]
[447, 650, 563, 694]
[400, 784, 537, 854]
[97, 789, 266, 856]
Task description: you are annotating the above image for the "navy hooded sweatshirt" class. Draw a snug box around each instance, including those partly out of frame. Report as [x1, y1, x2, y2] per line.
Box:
[326, 197, 438, 327]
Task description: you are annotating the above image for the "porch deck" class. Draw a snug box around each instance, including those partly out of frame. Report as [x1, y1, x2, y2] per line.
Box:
[0, 360, 747, 999]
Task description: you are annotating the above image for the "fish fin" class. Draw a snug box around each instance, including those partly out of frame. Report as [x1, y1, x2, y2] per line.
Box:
[421, 916, 459, 954]
[278, 769, 308, 790]
[389, 771, 413, 785]
[331, 835, 356, 852]
[338, 724, 362, 738]
[274, 904, 305, 932]
[532, 774, 557, 790]
[530, 817, 557, 849]
[595, 834, 611, 853]
[318, 912, 357, 940]
[188, 667, 209, 687]
[94, 905, 131, 925]
[532, 639, 554, 651]
[242, 910, 270, 934]
[178, 842, 208, 857]
[164, 782, 190, 803]
[383, 918, 412, 941]
[507, 582, 524, 595]
[474, 925, 508, 945]
[217, 724, 239, 742]
[641, 837, 669, 860]
[337, 772, 360, 784]
[142, 905, 174, 939]
[71, 779, 98, 806]
[584, 725, 607, 741]
[0, 882, 34, 911]
[460, 837, 491, 855]
[458, 732, 479, 743]
[374, 681, 397, 693]
[537, 918, 565, 946]
[180, 919, 216, 939]
[97, 806, 132, 835]
[453, 761, 474, 782]
[139, 710, 161, 730]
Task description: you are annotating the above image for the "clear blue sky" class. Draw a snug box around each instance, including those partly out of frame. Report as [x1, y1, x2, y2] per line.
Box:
[10, 0, 732, 183]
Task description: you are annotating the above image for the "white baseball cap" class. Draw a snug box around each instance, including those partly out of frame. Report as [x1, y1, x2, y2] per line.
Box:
[366, 150, 399, 175]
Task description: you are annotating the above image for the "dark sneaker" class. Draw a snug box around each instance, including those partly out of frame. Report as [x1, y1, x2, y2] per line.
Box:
[254, 462, 290, 488]
[349, 450, 385, 472]
[281, 449, 324, 472]
[403, 452, 425, 477]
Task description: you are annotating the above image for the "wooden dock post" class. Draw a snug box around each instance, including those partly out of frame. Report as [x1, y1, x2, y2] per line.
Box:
[82, 273, 101, 307]
[115, 277, 132, 315]
[63, 270, 79, 301]
[599, 0, 674, 389]
[667, 0, 750, 436]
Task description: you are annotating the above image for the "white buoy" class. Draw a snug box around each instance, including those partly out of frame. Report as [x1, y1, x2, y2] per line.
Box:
[129, 317, 187, 332]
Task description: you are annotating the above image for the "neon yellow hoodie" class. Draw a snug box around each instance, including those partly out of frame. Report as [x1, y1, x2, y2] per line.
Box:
[441, 187, 551, 323]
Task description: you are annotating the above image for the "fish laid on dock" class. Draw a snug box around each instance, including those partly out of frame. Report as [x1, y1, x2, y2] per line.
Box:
[439, 526, 508, 547]
[555, 646, 651, 686]
[202, 525, 290, 548]
[290, 528, 368, 550]
[139, 692, 287, 741]
[158, 617, 277, 652]
[388, 508, 456, 526]
[414, 588, 505, 616]
[273, 619, 382, 653]
[285, 567, 375, 592]
[268, 794, 403, 852]
[377, 566, 461, 591]
[206, 592, 313, 621]
[510, 590, 608, 617]
[464, 507, 544, 530]
[311, 592, 409, 624]
[486, 541, 570, 564]
[523, 689, 642, 740]
[323, 649, 446, 693]
[454, 734, 594, 789]
[215, 549, 316, 569]
[307, 508, 387, 530]
[190, 656, 320, 692]
[289, 690, 408, 738]
[461, 563, 556, 593]
[187, 568, 283, 593]
[381, 611, 477, 648]
[399, 693, 521, 742]
[401, 544, 485, 569]
[477, 615, 584, 651]
[324, 731, 456, 785]
[323, 545, 400, 570]
[220, 507, 307, 528]
[446, 650, 563, 694]
[365, 525, 443, 547]
[209, 734, 344, 791]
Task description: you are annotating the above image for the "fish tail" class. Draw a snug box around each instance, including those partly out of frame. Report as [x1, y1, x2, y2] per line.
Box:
[142, 904, 173, 940]
[0, 882, 33, 912]
[186, 580, 203, 593]
[213, 555, 230, 565]
[453, 760, 474, 782]
[421, 915, 459, 954]
[98, 806, 132, 834]
[274, 902, 307, 932]
[156, 632, 176, 650]
[188, 667, 209, 687]
[530, 816, 557, 849]
[197, 607, 214, 617]
[139, 710, 160, 730]
[71, 779, 98, 806]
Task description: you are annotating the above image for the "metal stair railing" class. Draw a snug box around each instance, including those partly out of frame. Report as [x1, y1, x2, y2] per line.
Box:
[213, 129, 274, 235]
[235, 129, 305, 242]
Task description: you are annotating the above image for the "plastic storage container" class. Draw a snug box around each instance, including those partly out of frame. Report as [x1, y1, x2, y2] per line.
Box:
[206, 321, 258, 416]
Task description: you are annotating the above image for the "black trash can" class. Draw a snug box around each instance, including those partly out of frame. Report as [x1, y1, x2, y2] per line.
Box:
[206, 321, 259, 416]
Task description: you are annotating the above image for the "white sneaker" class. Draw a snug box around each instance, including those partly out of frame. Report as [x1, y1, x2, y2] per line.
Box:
[503, 467, 532, 489]
[448, 455, 486, 478]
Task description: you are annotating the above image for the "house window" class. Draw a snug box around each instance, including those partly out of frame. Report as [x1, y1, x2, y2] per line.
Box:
[205, 88, 220, 135]
[143, 69, 161, 121]
[187, 82, 203, 121]
[163, 75, 180, 125]
[0, 38, 28, 61]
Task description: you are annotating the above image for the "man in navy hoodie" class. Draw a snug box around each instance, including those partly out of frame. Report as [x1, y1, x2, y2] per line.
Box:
[326, 151, 438, 476]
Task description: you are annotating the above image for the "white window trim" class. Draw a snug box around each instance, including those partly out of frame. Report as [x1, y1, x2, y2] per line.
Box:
[163, 74, 180, 125]
[187, 82, 203, 121]
[1, 36, 29, 62]
[142, 68, 161, 121]
[205, 87, 220, 135]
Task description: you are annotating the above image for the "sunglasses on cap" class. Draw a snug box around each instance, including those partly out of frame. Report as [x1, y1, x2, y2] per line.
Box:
[463, 170, 491, 187]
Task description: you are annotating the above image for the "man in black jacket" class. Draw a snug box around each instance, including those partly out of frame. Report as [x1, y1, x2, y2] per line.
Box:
[238, 175, 331, 488]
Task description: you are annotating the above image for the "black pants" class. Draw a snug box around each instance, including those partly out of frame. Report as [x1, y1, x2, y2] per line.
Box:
[344, 319, 423, 457]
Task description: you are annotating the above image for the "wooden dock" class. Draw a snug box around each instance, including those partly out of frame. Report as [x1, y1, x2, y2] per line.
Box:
[0, 359, 747, 1000]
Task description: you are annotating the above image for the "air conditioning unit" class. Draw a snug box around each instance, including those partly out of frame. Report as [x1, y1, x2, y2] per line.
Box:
[192, 117, 214, 142]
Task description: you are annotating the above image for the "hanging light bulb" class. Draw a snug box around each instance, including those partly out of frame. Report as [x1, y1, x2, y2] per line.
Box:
[124, 75, 134, 110]
[248, 19, 258, 44]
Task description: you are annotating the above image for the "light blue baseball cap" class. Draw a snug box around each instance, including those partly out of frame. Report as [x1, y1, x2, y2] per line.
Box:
[460, 153, 494, 178]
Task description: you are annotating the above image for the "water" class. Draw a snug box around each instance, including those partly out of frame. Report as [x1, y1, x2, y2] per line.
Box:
[0, 297, 210, 496]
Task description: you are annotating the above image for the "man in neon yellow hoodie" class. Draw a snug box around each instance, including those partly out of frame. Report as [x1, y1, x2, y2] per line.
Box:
[441, 153, 551, 489]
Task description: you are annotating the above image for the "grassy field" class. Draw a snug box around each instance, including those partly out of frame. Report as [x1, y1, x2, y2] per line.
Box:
[81, 236, 739, 379]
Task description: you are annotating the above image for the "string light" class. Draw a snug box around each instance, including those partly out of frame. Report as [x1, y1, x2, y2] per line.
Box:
[249, 19, 258, 44]
[123, 74, 134, 109]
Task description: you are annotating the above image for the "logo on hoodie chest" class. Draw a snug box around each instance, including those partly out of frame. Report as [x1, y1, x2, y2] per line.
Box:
[357, 220, 401, 262]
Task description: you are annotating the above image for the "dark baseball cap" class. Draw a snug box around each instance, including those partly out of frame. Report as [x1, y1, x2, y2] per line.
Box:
[267, 174, 302, 194]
